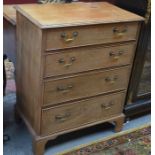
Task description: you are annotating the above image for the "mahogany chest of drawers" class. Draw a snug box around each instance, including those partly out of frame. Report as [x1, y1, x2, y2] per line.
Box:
[15, 2, 143, 155]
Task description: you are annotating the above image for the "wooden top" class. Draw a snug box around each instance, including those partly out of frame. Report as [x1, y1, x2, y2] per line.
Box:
[15, 2, 144, 29]
[3, 5, 16, 25]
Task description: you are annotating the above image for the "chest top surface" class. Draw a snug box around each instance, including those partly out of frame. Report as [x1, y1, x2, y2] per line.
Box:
[15, 2, 144, 29]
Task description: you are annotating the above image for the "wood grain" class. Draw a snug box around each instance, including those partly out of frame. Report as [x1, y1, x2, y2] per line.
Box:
[15, 3, 142, 154]
[41, 91, 126, 135]
[15, 2, 144, 28]
[45, 22, 139, 50]
[16, 12, 43, 134]
[43, 66, 130, 106]
[44, 43, 136, 77]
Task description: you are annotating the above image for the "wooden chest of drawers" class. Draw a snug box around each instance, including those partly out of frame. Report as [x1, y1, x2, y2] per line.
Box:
[15, 2, 143, 155]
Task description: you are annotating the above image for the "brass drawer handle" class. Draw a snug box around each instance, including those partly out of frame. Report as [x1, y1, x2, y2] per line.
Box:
[55, 112, 71, 122]
[64, 63, 74, 68]
[109, 51, 124, 60]
[101, 101, 114, 110]
[113, 27, 127, 37]
[58, 58, 65, 64]
[105, 76, 118, 84]
[61, 32, 78, 43]
[57, 84, 73, 93]
[58, 57, 76, 68]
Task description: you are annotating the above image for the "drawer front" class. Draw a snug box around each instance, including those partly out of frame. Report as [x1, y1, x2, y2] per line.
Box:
[41, 92, 125, 135]
[43, 66, 130, 106]
[45, 22, 139, 50]
[44, 43, 135, 77]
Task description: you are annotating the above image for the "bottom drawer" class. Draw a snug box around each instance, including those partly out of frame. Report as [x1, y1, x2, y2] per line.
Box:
[41, 91, 126, 135]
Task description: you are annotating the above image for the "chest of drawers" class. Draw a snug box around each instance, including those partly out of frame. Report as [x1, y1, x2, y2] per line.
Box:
[15, 2, 143, 155]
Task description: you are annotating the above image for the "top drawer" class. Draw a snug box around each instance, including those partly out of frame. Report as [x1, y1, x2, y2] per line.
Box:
[45, 22, 139, 50]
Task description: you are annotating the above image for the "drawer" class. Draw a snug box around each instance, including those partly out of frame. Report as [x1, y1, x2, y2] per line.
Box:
[44, 43, 135, 77]
[43, 66, 130, 106]
[41, 91, 125, 135]
[45, 22, 139, 50]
